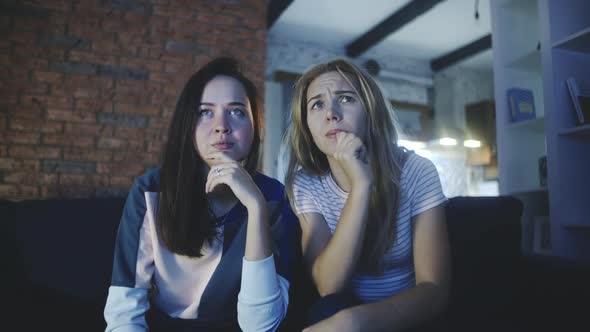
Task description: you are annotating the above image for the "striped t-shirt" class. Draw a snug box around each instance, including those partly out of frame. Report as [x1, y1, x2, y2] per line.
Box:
[292, 152, 447, 303]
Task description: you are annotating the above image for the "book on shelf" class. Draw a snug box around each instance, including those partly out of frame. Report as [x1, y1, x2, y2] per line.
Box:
[532, 216, 551, 255]
[565, 77, 590, 125]
[507, 88, 536, 123]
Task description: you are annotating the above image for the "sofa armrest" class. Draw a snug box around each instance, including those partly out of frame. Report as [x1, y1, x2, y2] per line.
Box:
[516, 254, 590, 331]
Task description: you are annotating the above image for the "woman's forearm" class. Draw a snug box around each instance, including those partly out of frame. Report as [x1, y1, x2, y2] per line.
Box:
[344, 282, 449, 332]
[244, 202, 272, 261]
[312, 184, 371, 295]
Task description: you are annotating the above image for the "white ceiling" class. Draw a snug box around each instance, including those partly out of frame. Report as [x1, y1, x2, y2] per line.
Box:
[269, 0, 493, 71]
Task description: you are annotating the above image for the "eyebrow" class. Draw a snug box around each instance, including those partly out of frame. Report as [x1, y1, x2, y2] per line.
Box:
[199, 102, 247, 107]
[307, 90, 357, 105]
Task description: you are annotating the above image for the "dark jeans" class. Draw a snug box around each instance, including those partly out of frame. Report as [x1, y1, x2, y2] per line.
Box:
[304, 292, 447, 332]
[146, 307, 240, 332]
[305, 292, 361, 328]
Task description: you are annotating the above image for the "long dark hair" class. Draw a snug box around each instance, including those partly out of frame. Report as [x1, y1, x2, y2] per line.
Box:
[157, 57, 262, 257]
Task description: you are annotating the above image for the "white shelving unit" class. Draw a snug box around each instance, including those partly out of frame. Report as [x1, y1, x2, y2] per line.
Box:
[493, 0, 590, 263]
[492, 0, 547, 195]
[539, 0, 590, 263]
[491, 0, 549, 256]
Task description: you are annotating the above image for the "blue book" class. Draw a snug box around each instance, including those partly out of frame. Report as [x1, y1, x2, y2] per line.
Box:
[507, 88, 536, 122]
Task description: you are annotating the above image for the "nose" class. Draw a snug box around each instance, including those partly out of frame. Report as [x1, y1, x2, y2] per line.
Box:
[214, 113, 232, 134]
[325, 101, 341, 122]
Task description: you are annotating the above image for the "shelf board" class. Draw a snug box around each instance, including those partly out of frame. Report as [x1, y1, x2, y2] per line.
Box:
[507, 117, 545, 131]
[552, 27, 590, 53]
[562, 218, 590, 229]
[510, 187, 548, 196]
[505, 49, 542, 71]
[499, 0, 537, 15]
[558, 124, 590, 138]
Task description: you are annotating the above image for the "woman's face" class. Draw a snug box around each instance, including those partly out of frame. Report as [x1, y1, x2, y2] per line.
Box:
[305, 71, 367, 157]
[194, 75, 254, 167]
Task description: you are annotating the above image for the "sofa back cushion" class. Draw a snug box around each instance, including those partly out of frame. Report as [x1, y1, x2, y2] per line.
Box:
[444, 196, 523, 321]
[14, 197, 125, 304]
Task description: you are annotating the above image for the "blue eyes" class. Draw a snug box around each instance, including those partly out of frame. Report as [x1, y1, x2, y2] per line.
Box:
[199, 109, 213, 116]
[228, 108, 245, 117]
[311, 101, 324, 110]
[339, 95, 355, 103]
[198, 108, 245, 117]
[310, 95, 356, 110]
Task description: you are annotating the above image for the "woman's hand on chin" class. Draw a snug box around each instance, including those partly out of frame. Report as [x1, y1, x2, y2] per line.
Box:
[205, 151, 265, 211]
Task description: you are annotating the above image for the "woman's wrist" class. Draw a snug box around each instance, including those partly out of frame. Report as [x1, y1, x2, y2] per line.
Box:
[246, 196, 268, 219]
[336, 307, 362, 332]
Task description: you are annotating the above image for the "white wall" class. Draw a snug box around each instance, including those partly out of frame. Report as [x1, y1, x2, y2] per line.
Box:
[433, 65, 494, 132]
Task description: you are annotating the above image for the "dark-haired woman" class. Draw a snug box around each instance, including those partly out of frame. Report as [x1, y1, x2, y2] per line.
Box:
[104, 58, 299, 332]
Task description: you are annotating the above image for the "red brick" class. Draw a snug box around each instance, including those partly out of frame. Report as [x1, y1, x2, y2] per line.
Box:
[149, 15, 169, 29]
[97, 137, 126, 149]
[64, 123, 113, 136]
[60, 174, 109, 186]
[37, 173, 59, 185]
[63, 147, 112, 162]
[0, 93, 19, 106]
[14, 16, 46, 32]
[70, 24, 108, 41]
[114, 127, 145, 140]
[97, 162, 145, 175]
[147, 141, 164, 153]
[4, 172, 38, 185]
[147, 116, 168, 132]
[2, 130, 41, 145]
[144, 128, 167, 141]
[93, 40, 120, 55]
[19, 185, 39, 197]
[43, 0, 72, 11]
[27, 82, 50, 95]
[0, 184, 19, 198]
[110, 175, 133, 187]
[43, 134, 95, 148]
[0, 145, 6, 157]
[112, 151, 159, 164]
[0, 158, 40, 171]
[46, 96, 73, 109]
[127, 140, 145, 151]
[115, 103, 160, 116]
[9, 145, 61, 159]
[68, 51, 95, 63]
[75, 98, 105, 112]
[72, 88, 100, 99]
[10, 118, 64, 134]
[47, 109, 96, 123]
[34, 71, 64, 84]
[120, 57, 164, 73]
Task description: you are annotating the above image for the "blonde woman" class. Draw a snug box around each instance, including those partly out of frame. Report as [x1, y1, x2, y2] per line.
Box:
[285, 59, 450, 332]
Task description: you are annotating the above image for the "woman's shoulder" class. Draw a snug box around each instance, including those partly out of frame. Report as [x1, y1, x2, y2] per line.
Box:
[292, 168, 324, 185]
[131, 167, 161, 194]
[402, 151, 436, 174]
[254, 172, 286, 201]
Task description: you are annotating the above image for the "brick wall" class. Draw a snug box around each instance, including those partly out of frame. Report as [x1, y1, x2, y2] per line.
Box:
[0, 0, 267, 200]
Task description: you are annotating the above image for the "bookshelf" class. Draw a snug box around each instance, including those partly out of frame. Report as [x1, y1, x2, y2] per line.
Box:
[491, 0, 549, 257]
[538, 0, 590, 263]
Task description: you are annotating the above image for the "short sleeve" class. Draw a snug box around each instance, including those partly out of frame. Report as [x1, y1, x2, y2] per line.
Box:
[292, 172, 322, 216]
[409, 156, 447, 217]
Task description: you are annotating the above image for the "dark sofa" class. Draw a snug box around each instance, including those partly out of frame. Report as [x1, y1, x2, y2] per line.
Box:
[3, 195, 589, 332]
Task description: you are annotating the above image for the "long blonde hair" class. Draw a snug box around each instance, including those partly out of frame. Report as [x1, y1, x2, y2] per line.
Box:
[284, 59, 406, 273]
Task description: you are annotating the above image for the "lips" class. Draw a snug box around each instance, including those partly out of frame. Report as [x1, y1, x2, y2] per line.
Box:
[212, 142, 234, 150]
[325, 129, 345, 138]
